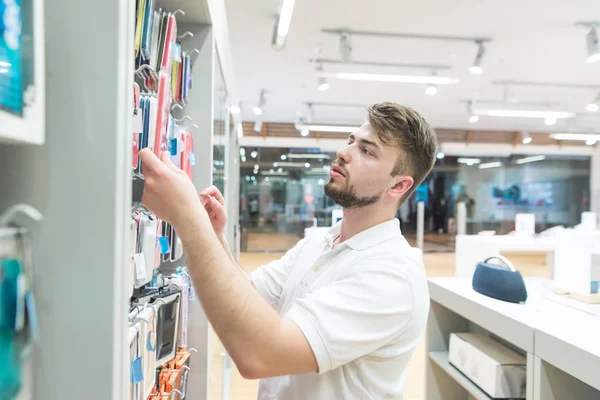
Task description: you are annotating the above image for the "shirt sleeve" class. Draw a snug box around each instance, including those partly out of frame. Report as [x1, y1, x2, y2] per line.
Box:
[251, 238, 308, 308]
[284, 260, 415, 374]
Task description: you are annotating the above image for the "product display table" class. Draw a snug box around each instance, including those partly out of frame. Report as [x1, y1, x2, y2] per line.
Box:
[426, 277, 600, 400]
[455, 235, 557, 278]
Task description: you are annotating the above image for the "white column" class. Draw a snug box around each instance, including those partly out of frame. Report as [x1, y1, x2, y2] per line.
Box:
[591, 150, 600, 214]
[417, 201, 425, 251]
[456, 202, 467, 236]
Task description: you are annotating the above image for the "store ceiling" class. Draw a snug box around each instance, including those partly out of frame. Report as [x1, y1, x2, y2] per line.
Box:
[225, 0, 600, 133]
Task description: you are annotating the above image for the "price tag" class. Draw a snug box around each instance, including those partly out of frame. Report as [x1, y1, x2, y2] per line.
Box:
[133, 253, 147, 281]
[25, 291, 40, 342]
[133, 108, 143, 133]
[131, 357, 144, 384]
[189, 152, 196, 166]
[158, 236, 170, 255]
[169, 138, 178, 156]
[173, 44, 182, 63]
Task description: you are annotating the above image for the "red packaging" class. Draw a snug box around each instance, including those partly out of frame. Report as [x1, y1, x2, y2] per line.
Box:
[154, 72, 172, 156]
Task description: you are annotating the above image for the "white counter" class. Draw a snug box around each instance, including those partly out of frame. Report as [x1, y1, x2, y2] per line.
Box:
[426, 277, 600, 399]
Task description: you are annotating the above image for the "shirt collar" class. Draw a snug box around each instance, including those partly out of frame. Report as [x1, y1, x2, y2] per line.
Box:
[324, 218, 402, 250]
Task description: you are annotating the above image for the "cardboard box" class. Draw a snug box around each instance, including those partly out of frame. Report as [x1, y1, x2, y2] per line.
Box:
[449, 333, 526, 399]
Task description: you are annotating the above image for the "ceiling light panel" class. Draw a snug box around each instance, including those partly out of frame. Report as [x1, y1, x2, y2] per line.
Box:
[316, 71, 459, 85]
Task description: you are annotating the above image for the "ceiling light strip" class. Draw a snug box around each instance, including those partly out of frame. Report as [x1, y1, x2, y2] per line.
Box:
[473, 109, 575, 119]
[515, 155, 546, 164]
[550, 133, 600, 141]
[317, 71, 460, 85]
[479, 161, 503, 169]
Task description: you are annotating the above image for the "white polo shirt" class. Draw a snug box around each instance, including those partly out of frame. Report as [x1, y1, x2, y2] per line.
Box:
[251, 219, 430, 400]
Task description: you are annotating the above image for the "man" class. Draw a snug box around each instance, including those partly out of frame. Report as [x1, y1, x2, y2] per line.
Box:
[139, 102, 438, 399]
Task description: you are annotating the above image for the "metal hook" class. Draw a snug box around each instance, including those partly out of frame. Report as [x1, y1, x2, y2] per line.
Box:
[0, 204, 43, 227]
[132, 204, 149, 213]
[134, 64, 159, 81]
[183, 348, 198, 354]
[152, 298, 168, 311]
[177, 32, 193, 40]
[168, 389, 183, 400]
[174, 115, 192, 124]
[181, 123, 199, 131]
[171, 104, 184, 112]
[172, 9, 185, 17]
[189, 49, 200, 56]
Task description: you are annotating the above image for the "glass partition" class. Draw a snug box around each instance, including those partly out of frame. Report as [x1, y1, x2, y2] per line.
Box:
[238, 148, 591, 252]
[212, 62, 227, 196]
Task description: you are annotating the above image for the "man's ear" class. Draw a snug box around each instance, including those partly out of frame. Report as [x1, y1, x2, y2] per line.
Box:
[389, 175, 414, 199]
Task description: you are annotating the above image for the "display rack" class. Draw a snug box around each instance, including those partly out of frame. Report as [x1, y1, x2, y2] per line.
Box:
[0, 0, 240, 398]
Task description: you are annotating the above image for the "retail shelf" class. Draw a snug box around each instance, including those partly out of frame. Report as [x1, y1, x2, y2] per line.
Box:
[428, 351, 491, 400]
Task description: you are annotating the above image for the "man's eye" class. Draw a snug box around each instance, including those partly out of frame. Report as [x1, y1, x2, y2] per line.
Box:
[361, 148, 370, 155]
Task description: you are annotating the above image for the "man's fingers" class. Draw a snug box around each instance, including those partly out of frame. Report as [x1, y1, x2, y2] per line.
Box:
[139, 148, 164, 175]
[200, 185, 225, 205]
[210, 197, 226, 218]
[161, 151, 180, 172]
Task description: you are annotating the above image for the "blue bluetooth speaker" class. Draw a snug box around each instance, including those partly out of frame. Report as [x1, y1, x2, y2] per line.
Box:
[472, 256, 528, 304]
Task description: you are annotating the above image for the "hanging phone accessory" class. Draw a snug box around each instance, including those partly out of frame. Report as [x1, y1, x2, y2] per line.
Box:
[0, 205, 43, 399]
[133, 305, 157, 400]
[171, 273, 189, 349]
[182, 53, 191, 105]
[160, 14, 177, 75]
[134, 0, 147, 58]
[172, 44, 183, 104]
[140, 0, 155, 60]
[133, 83, 142, 170]
[149, 10, 162, 70]
[147, 96, 158, 154]
[154, 72, 172, 156]
[128, 323, 143, 400]
[171, 125, 184, 168]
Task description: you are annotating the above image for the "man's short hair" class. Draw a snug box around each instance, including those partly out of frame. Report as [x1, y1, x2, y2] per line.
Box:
[367, 102, 438, 202]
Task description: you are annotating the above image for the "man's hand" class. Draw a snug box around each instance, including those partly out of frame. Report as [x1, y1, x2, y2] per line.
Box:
[200, 185, 228, 238]
[139, 149, 206, 234]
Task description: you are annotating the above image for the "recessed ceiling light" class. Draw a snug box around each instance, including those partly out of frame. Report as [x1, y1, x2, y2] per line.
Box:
[425, 85, 438, 96]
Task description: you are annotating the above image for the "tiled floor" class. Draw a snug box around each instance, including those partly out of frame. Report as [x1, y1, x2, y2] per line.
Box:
[207, 250, 549, 400]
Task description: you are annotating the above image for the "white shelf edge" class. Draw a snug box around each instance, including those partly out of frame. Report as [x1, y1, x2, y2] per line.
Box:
[428, 351, 492, 400]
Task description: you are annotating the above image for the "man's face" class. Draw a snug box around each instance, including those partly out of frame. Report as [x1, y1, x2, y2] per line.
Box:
[324, 122, 405, 209]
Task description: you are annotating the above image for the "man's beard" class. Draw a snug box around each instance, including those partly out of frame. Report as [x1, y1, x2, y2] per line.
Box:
[324, 180, 383, 209]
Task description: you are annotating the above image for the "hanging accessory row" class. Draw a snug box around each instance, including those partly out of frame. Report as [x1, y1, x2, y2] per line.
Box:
[0, 204, 42, 398]
[129, 268, 194, 400]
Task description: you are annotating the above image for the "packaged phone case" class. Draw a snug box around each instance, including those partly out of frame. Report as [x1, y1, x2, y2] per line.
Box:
[182, 53, 191, 104]
[138, 97, 150, 174]
[148, 96, 158, 154]
[171, 125, 183, 168]
[180, 131, 193, 179]
[160, 14, 177, 74]
[141, 0, 154, 60]
[154, 72, 172, 156]
[156, 12, 168, 73]
[150, 10, 161, 70]
[133, 84, 141, 170]
[134, 0, 147, 58]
